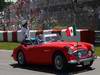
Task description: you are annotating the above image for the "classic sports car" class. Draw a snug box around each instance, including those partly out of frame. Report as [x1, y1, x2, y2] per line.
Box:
[12, 34, 96, 71]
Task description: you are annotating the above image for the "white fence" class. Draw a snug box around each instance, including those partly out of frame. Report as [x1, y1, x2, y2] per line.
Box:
[0, 29, 95, 44]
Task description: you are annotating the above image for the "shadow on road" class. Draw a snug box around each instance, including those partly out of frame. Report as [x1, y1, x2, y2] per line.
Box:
[10, 63, 95, 75]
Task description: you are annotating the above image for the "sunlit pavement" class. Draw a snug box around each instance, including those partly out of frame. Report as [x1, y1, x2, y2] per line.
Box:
[0, 50, 100, 75]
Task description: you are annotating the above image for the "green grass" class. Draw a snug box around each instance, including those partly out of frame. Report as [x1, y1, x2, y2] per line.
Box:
[0, 42, 100, 56]
[95, 46, 100, 56]
[0, 42, 20, 50]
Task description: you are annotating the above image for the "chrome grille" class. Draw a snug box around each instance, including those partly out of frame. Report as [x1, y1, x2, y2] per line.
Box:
[73, 49, 88, 59]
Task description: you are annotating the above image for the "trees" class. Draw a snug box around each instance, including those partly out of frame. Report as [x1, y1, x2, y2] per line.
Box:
[0, 0, 12, 12]
[0, 0, 5, 11]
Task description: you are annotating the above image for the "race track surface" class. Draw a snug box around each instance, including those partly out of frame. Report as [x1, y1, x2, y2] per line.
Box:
[0, 50, 100, 75]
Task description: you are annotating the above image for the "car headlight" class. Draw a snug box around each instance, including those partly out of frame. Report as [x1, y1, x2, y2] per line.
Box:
[88, 50, 92, 56]
[68, 48, 73, 55]
[64, 46, 73, 55]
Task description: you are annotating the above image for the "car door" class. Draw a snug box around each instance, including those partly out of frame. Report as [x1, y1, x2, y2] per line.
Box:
[28, 44, 51, 64]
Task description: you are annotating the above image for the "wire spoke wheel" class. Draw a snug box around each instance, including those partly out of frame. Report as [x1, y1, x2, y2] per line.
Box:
[54, 53, 66, 71]
[17, 51, 25, 65]
[55, 55, 63, 70]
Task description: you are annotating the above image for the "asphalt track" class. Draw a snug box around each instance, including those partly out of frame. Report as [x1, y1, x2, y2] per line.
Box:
[0, 50, 100, 75]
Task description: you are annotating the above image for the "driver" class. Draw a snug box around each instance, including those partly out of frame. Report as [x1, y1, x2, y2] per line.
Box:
[36, 34, 43, 43]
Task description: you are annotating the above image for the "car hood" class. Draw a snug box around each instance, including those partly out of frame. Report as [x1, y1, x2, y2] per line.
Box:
[43, 41, 92, 51]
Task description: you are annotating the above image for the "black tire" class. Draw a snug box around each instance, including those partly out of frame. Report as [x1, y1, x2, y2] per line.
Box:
[82, 61, 93, 68]
[17, 51, 26, 65]
[53, 53, 67, 71]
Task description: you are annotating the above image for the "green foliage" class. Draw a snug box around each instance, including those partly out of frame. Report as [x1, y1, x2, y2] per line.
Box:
[0, 0, 12, 11]
[0, 0, 5, 11]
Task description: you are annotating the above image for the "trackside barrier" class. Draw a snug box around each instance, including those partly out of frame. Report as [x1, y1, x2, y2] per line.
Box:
[0, 29, 95, 44]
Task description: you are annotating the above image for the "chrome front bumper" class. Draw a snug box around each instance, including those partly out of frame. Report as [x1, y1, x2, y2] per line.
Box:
[68, 56, 97, 64]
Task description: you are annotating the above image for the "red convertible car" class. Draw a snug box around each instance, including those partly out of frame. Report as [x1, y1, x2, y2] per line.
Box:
[12, 34, 96, 71]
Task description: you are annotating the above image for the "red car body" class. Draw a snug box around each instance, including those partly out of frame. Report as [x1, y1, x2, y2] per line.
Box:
[12, 34, 96, 71]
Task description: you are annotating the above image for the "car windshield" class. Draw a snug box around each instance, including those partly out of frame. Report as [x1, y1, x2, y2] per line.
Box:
[29, 34, 62, 44]
[44, 34, 61, 42]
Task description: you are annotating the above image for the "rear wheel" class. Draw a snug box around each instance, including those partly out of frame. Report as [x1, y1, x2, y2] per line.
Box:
[17, 51, 26, 65]
[53, 53, 67, 71]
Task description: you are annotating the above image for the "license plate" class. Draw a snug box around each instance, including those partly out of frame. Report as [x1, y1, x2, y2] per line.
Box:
[83, 61, 90, 65]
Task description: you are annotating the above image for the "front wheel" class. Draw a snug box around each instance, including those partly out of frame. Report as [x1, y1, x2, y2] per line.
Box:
[53, 53, 67, 71]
